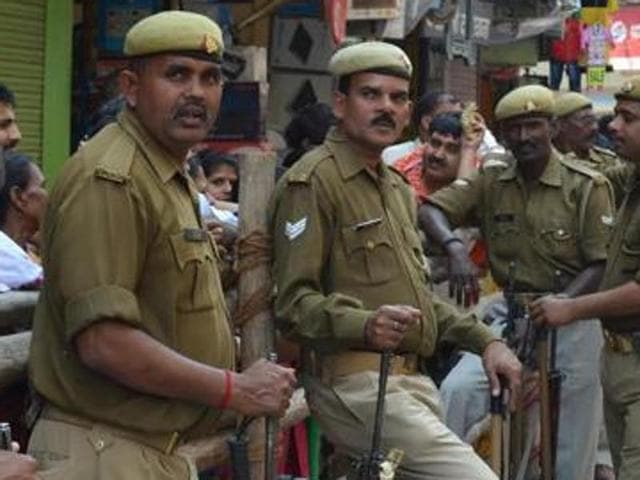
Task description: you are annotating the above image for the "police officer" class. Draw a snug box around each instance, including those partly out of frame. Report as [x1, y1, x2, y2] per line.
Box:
[553, 91, 622, 173]
[27, 11, 295, 479]
[554, 91, 618, 480]
[531, 77, 640, 480]
[419, 85, 614, 480]
[270, 41, 521, 479]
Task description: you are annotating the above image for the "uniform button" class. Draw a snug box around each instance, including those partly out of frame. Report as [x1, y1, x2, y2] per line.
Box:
[366, 240, 375, 250]
[95, 440, 105, 451]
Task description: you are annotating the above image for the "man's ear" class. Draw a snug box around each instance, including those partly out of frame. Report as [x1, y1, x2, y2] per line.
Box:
[419, 115, 432, 136]
[118, 69, 140, 109]
[332, 90, 346, 121]
[9, 185, 27, 213]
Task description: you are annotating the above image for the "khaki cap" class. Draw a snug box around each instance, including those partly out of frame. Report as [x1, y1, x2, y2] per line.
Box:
[495, 85, 554, 122]
[554, 92, 592, 118]
[124, 11, 223, 61]
[615, 76, 640, 101]
[328, 41, 412, 79]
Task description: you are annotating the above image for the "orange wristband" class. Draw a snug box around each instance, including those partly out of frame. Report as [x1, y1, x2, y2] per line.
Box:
[220, 370, 233, 409]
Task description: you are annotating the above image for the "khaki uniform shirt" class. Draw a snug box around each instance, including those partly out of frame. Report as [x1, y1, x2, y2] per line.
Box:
[427, 149, 613, 292]
[599, 163, 640, 331]
[566, 145, 622, 174]
[270, 128, 496, 358]
[29, 110, 234, 436]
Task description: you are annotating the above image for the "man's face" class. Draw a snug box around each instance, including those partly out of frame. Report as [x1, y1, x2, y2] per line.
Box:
[559, 107, 598, 153]
[333, 72, 411, 153]
[501, 115, 553, 166]
[0, 102, 21, 149]
[422, 131, 461, 185]
[120, 55, 223, 157]
[609, 99, 640, 161]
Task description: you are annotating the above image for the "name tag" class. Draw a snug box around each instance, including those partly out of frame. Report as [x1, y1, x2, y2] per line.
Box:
[183, 228, 208, 242]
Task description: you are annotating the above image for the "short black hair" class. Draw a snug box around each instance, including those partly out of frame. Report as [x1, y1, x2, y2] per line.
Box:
[428, 112, 463, 139]
[0, 151, 35, 226]
[0, 83, 16, 108]
[413, 92, 459, 127]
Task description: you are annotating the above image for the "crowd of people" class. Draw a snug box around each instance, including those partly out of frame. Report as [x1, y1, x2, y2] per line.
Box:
[1, 8, 640, 480]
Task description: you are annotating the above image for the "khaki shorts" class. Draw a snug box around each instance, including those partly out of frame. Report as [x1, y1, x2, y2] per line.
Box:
[27, 417, 198, 480]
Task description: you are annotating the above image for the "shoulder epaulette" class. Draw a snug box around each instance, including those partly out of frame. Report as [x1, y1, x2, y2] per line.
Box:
[285, 145, 332, 184]
[387, 163, 412, 185]
[592, 145, 618, 158]
[481, 151, 511, 171]
[560, 156, 607, 185]
[92, 125, 136, 184]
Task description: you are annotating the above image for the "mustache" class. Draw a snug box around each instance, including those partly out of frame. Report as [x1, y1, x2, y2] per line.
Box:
[370, 113, 396, 129]
[513, 141, 536, 151]
[173, 101, 210, 121]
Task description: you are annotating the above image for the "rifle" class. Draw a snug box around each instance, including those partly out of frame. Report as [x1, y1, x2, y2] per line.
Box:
[228, 417, 253, 480]
[357, 350, 392, 480]
[0, 423, 11, 451]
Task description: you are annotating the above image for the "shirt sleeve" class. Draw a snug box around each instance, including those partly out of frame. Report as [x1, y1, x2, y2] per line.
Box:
[432, 294, 498, 355]
[46, 175, 149, 342]
[270, 176, 372, 347]
[425, 169, 485, 228]
[579, 178, 615, 263]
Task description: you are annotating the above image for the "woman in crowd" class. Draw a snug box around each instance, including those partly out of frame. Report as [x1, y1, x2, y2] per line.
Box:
[0, 151, 47, 291]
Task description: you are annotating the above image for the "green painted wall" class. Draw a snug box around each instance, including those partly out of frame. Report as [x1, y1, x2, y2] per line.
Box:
[42, 0, 73, 180]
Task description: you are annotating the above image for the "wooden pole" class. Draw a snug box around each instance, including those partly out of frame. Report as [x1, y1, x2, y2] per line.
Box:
[237, 151, 277, 480]
[0, 332, 31, 392]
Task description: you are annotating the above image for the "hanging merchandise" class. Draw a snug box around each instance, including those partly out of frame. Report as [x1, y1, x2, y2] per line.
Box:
[582, 21, 613, 90]
[581, 0, 618, 26]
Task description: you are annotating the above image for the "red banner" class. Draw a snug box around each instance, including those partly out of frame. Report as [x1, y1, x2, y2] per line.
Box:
[610, 6, 640, 69]
[325, 0, 348, 46]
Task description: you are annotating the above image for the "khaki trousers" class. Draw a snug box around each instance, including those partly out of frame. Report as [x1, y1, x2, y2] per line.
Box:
[27, 417, 198, 480]
[304, 371, 497, 480]
[601, 345, 640, 480]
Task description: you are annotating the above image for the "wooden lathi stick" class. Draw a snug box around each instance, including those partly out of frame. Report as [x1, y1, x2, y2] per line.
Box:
[236, 151, 277, 480]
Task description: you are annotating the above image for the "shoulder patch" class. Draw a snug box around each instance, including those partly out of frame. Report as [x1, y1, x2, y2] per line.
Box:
[560, 156, 607, 185]
[285, 145, 331, 184]
[92, 127, 136, 184]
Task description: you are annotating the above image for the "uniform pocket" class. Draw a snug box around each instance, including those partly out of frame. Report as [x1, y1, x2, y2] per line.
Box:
[169, 232, 216, 312]
[489, 222, 521, 258]
[540, 224, 577, 259]
[341, 222, 396, 285]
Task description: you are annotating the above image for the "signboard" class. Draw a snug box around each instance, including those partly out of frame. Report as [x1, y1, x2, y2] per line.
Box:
[609, 6, 640, 70]
[347, 0, 400, 20]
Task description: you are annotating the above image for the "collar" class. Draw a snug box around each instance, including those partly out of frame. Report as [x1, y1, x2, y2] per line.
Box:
[324, 127, 396, 184]
[117, 109, 184, 184]
[498, 148, 563, 187]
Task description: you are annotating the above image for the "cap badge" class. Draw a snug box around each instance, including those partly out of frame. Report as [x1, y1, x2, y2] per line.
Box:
[202, 33, 217, 54]
[622, 82, 634, 94]
[525, 100, 537, 111]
